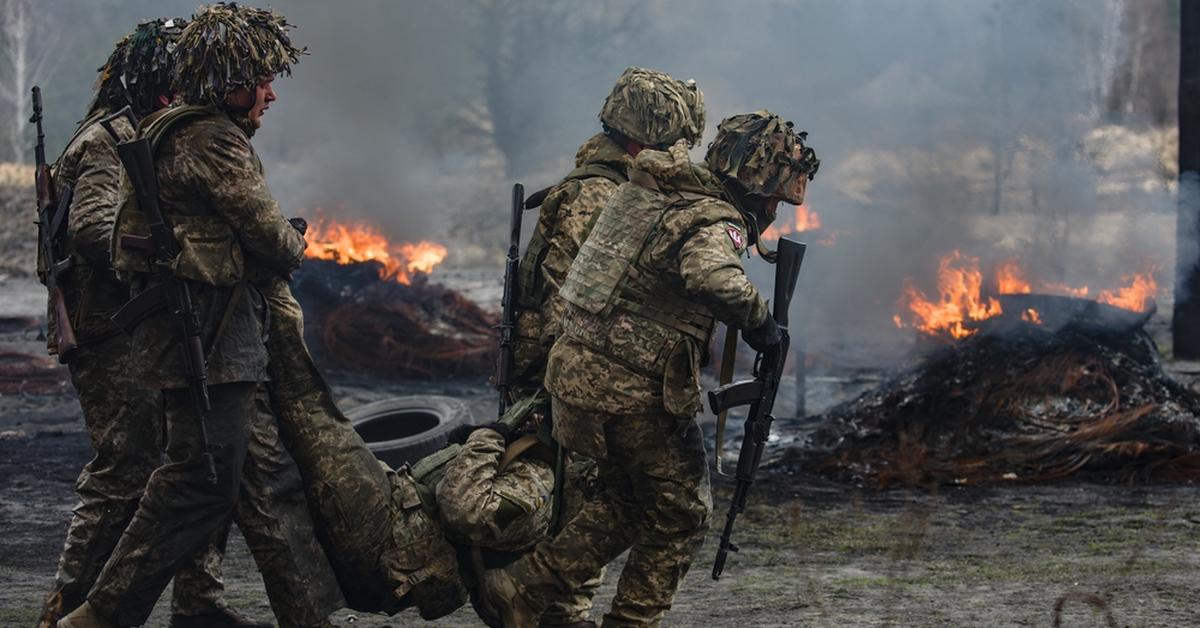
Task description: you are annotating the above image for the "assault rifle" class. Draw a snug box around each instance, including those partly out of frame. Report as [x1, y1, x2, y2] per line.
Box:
[102, 110, 218, 485]
[32, 86, 78, 363]
[707, 237, 806, 580]
[495, 183, 524, 415]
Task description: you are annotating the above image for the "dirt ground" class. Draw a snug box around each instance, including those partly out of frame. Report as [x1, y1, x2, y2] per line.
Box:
[2, 273, 1199, 627]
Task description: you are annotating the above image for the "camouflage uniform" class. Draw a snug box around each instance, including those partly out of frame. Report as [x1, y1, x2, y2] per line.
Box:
[495, 140, 771, 626]
[262, 278, 466, 619]
[505, 68, 705, 627]
[37, 110, 241, 627]
[81, 98, 342, 626]
[259, 280, 568, 621]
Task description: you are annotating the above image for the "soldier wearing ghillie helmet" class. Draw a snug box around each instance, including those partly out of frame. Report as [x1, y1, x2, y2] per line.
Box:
[501, 66, 704, 627]
[57, 5, 341, 628]
[35, 18, 274, 628]
[480, 111, 817, 627]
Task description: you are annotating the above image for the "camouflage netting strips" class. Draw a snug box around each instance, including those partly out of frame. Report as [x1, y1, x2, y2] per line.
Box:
[292, 259, 495, 379]
[789, 324, 1200, 487]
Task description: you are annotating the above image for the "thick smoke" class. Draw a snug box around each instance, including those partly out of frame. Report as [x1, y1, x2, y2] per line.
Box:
[42, 0, 1179, 362]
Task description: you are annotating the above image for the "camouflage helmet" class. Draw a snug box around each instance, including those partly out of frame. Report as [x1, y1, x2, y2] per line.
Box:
[172, 2, 305, 106]
[87, 18, 187, 119]
[600, 67, 705, 148]
[705, 110, 819, 204]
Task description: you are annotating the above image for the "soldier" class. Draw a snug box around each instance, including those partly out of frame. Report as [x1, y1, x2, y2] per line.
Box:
[480, 111, 820, 627]
[57, 5, 342, 627]
[509, 66, 705, 628]
[35, 20, 279, 628]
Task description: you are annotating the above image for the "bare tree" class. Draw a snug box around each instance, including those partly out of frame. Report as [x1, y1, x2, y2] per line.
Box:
[447, 0, 648, 181]
[0, 0, 63, 163]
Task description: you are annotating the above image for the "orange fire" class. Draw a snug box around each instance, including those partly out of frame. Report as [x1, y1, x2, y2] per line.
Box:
[1040, 282, 1090, 298]
[1097, 270, 1158, 312]
[894, 250, 1002, 339]
[761, 204, 821, 242]
[303, 216, 447, 285]
[995, 260, 1032, 294]
[897, 252, 1159, 340]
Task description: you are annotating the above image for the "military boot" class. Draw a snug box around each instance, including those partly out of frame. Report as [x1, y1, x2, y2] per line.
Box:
[539, 620, 597, 628]
[479, 568, 539, 628]
[168, 607, 274, 628]
[55, 602, 116, 628]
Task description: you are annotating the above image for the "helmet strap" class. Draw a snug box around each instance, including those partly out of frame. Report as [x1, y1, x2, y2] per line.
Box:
[719, 178, 778, 263]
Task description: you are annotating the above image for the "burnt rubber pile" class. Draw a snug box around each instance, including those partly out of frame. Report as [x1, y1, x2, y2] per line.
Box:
[792, 296, 1200, 486]
[291, 259, 496, 379]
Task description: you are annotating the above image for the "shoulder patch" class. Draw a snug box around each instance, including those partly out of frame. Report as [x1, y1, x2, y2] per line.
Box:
[725, 224, 745, 250]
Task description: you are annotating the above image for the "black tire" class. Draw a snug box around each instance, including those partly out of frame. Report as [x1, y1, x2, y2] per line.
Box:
[347, 395, 474, 469]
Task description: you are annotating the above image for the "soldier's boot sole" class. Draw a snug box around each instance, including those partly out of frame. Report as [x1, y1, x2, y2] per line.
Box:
[480, 568, 539, 628]
[55, 602, 117, 628]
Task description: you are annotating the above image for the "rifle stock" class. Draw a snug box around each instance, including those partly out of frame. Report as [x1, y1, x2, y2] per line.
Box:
[709, 237, 806, 580]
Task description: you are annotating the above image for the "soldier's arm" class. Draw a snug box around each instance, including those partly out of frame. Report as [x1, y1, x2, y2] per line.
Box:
[436, 429, 508, 535]
[198, 123, 305, 274]
[677, 221, 770, 330]
[435, 429, 545, 545]
[66, 129, 125, 267]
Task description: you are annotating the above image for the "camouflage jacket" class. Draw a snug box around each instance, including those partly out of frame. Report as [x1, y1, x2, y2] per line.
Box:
[512, 133, 631, 387]
[123, 107, 306, 388]
[46, 111, 134, 350]
[433, 429, 554, 553]
[545, 144, 769, 420]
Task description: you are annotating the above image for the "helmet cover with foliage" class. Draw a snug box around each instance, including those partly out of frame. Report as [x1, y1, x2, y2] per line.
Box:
[171, 2, 305, 106]
[600, 66, 705, 149]
[88, 18, 187, 119]
[704, 110, 819, 204]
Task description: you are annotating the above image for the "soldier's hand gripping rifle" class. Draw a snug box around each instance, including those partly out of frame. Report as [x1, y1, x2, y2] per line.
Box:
[102, 110, 218, 485]
[495, 183, 524, 416]
[706, 237, 806, 580]
[32, 86, 79, 363]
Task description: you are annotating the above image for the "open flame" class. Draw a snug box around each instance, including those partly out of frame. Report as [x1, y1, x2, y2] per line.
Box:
[1097, 270, 1158, 312]
[995, 260, 1031, 294]
[893, 250, 1002, 339]
[895, 251, 1158, 340]
[761, 204, 821, 242]
[303, 216, 447, 285]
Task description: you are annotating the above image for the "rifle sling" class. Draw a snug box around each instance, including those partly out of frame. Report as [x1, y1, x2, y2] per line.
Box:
[497, 434, 541, 473]
[715, 325, 738, 476]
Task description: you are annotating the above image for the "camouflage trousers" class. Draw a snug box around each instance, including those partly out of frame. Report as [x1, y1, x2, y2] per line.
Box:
[263, 280, 464, 618]
[86, 380, 343, 627]
[39, 335, 228, 626]
[539, 441, 604, 625]
[506, 399, 712, 627]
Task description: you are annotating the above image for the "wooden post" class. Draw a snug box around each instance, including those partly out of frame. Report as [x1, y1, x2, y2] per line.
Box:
[1174, 0, 1200, 358]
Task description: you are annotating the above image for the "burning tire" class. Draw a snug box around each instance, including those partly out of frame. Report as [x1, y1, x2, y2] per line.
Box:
[347, 395, 473, 468]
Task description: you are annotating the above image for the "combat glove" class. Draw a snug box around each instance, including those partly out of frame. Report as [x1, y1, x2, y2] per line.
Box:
[742, 315, 782, 353]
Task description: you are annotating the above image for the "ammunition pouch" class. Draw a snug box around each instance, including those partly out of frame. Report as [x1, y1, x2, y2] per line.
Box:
[382, 467, 467, 619]
[114, 211, 245, 286]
